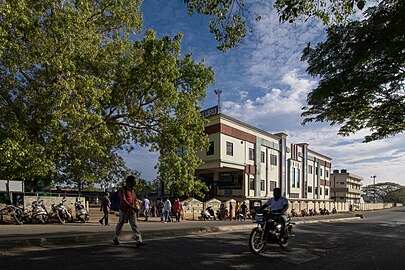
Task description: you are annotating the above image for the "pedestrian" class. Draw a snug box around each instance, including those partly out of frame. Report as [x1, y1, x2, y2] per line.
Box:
[112, 175, 147, 247]
[151, 205, 157, 217]
[240, 201, 248, 221]
[142, 195, 150, 221]
[173, 198, 183, 222]
[99, 191, 111, 225]
[163, 197, 172, 223]
[229, 201, 233, 220]
[157, 198, 164, 221]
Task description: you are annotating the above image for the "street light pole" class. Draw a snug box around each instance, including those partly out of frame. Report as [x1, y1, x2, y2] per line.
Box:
[371, 174, 377, 203]
[214, 89, 222, 113]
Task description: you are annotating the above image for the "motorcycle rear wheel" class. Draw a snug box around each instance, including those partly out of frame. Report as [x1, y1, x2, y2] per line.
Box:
[249, 228, 266, 254]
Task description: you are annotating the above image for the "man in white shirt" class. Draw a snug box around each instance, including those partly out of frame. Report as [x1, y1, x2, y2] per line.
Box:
[259, 187, 289, 237]
[142, 196, 150, 221]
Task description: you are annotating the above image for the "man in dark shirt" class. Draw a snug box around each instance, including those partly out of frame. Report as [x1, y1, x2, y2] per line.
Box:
[112, 175, 147, 247]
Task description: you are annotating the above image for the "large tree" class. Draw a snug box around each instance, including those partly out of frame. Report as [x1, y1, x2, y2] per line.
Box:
[0, 0, 214, 195]
[301, 0, 405, 142]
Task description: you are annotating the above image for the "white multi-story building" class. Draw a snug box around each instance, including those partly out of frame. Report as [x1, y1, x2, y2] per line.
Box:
[196, 109, 332, 204]
[330, 169, 363, 206]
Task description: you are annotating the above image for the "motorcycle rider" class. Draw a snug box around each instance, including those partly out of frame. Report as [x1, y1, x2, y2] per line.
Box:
[258, 187, 289, 238]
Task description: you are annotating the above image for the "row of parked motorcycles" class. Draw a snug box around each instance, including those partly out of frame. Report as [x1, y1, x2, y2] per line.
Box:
[0, 196, 89, 225]
[289, 207, 338, 217]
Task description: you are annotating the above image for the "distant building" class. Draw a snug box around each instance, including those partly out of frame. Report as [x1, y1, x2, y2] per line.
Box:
[195, 111, 332, 203]
[330, 169, 363, 206]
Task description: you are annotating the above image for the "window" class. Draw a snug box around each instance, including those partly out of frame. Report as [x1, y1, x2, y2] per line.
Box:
[315, 167, 318, 175]
[206, 141, 214, 155]
[320, 187, 323, 195]
[261, 151, 265, 163]
[226, 142, 233, 156]
[249, 148, 255, 161]
[308, 165, 313, 174]
[320, 169, 323, 176]
[292, 168, 296, 188]
[249, 178, 255, 190]
[308, 186, 312, 193]
[260, 180, 265, 191]
[297, 168, 300, 188]
[270, 154, 277, 165]
[326, 170, 329, 178]
[325, 188, 329, 196]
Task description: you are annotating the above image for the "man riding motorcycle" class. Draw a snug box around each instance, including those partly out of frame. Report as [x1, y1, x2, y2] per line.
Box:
[258, 187, 289, 238]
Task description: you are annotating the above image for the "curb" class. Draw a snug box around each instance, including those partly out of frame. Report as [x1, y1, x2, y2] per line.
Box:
[0, 216, 361, 251]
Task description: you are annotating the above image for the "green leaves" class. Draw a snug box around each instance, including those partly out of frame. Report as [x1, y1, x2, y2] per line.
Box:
[0, 0, 214, 193]
[301, 0, 405, 142]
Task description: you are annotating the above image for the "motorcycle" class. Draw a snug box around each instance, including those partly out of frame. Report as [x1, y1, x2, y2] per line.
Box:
[309, 208, 318, 216]
[320, 208, 329, 215]
[332, 207, 337, 214]
[75, 200, 89, 223]
[290, 209, 298, 217]
[301, 209, 308, 217]
[249, 210, 295, 254]
[51, 196, 73, 224]
[29, 196, 50, 224]
[201, 207, 215, 221]
[0, 201, 25, 225]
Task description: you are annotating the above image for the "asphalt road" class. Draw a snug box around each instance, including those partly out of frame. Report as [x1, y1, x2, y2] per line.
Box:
[1, 207, 404, 270]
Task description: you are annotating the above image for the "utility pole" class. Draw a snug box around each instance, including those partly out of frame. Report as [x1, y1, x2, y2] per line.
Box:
[214, 89, 222, 113]
[371, 174, 377, 203]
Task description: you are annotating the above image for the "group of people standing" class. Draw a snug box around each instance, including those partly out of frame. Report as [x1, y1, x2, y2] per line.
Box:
[155, 197, 183, 223]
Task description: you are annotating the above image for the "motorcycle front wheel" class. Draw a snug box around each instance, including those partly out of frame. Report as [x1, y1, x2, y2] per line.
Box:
[13, 209, 24, 225]
[249, 227, 266, 254]
[56, 210, 66, 224]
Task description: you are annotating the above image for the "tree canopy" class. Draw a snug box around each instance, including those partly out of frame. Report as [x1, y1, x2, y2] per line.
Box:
[301, 0, 405, 142]
[363, 182, 405, 203]
[0, 0, 214, 196]
[183, 0, 366, 51]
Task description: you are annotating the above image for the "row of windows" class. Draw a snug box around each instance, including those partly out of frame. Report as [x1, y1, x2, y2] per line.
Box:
[208, 141, 278, 165]
[308, 165, 329, 178]
[208, 142, 330, 180]
[249, 179, 277, 191]
[247, 177, 330, 196]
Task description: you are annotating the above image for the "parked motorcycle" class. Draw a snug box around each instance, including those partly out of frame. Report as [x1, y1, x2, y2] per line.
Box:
[75, 200, 89, 223]
[332, 207, 337, 214]
[51, 196, 73, 224]
[249, 210, 294, 254]
[0, 202, 25, 225]
[290, 209, 298, 217]
[28, 196, 50, 224]
[201, 207, 215, 221]
[320, 208, 330, 215]
[309, 208, 318, 216]
[301, 209, 308, 217]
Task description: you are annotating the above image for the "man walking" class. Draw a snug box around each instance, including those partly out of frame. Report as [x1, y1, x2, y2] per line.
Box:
[112, 175, 147, 247]
[99, 191, 111, 225]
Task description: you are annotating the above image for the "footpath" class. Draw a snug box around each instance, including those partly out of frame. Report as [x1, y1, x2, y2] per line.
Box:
[0, 208, 363, 251]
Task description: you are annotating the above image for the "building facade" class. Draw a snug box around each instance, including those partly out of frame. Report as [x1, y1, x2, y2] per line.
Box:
[330, 169, 363, 206]
[195, 111, 332, 204]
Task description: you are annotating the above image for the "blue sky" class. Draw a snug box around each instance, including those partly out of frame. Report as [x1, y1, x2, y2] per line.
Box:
[122, 0, 405, 187]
